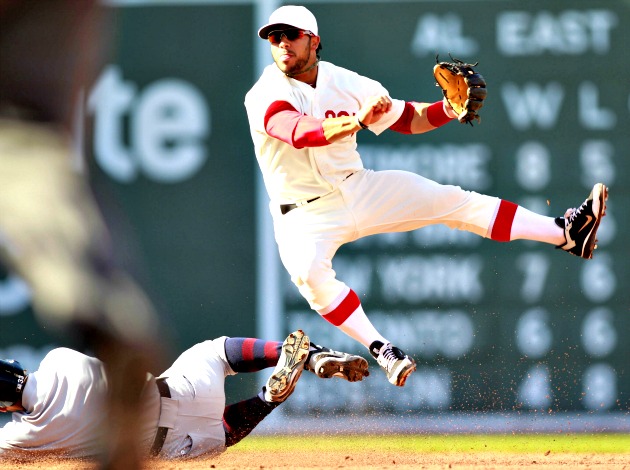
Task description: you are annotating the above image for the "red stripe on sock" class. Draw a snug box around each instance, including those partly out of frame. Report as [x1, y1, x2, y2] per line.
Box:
[265, 341, 280, 363]
[491, 200, 518, 242]
[242, 338, 256, 362]
[322, 290, 361, 326]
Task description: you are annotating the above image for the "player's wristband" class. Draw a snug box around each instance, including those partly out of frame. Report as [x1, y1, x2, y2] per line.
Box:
[426, 100, 454, 128]
[357, 117, 369, 130]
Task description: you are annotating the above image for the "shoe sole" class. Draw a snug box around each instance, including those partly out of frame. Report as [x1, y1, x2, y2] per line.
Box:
[266, 330, 310, 402]
[582, 183, 608, 259]
[393, 361, 417, 387]
[316, 356, 369, 382]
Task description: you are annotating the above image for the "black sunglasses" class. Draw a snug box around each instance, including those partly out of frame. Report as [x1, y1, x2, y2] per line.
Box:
[267, 29, 313, 44]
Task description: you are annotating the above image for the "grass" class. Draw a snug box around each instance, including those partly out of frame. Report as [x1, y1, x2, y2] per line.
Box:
[232, 433, 630, 454]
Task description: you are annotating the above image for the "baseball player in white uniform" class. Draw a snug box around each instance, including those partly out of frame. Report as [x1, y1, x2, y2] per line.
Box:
[245, 5, 608, 387]
[0, 330, 368, 460]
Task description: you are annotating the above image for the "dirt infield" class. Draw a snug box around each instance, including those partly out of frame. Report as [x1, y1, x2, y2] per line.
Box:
[209, 450, 630, 469]
[4, 451, 630, 470]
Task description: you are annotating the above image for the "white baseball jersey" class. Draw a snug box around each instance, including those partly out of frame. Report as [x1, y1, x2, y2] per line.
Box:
[0, 348, 108, 458]
[245, 61, 406, 204]
[244, 60, 500, 312]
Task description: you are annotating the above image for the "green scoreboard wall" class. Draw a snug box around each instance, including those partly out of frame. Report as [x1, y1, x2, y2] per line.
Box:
[0, 1, 628, 423]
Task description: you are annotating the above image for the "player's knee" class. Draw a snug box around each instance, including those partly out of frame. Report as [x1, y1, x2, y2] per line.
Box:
[298, 278, 347, 313]
[293, 257, 331, 287]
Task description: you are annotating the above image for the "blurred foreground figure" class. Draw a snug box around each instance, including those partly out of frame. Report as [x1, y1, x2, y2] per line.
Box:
[0, 1, 164, 468]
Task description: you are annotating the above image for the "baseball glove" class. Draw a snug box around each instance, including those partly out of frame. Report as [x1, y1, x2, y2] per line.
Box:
[433, 55, 487, 125]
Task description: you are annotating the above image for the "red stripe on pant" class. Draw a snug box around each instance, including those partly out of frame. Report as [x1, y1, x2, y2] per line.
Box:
[491, 200, 518, 242]
[322, 290, 360, 326]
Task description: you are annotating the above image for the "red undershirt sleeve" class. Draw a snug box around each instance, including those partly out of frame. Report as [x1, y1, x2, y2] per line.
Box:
[426, 100, 454, 127]
[264, 100, 329, 148]
[388, 101, 416, 134]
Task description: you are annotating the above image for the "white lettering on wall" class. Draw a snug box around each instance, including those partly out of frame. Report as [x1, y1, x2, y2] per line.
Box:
[515, 142, 551, 191]
[501, 82, 564, 130]
[288, 309, 475, 359]
[580, 253, 616, 303]
[580, 140, 616, 188]
[516, 253, 550, 303]
[378, 255, 483, 303]
[581, 307, 617, 358]
[411, 13, 478, 58]
[497, 10, 617, 56]
[516, 308, 552, 359]
[518, 364, 552, 409]
[88, 65, 210, 183]
[360, 144, 492, 190]
[582, 363, 617, 411]
[88, 66, 136, 181]
[578, 82, 616, 130]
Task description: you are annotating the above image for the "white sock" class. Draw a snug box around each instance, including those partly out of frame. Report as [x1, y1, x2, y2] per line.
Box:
[336, 304, 388, 348]
[510, 206, 565, 245]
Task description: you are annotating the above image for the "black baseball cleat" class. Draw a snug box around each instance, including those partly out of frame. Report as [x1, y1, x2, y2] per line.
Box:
[555, 183, 608, 260]
[305, 344, 369, 382]
[369, 341, 416, 387]
[264, 330, 310, 403]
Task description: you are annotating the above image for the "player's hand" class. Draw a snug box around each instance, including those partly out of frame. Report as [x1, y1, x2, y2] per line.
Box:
[358, 95, 392, 126]
[442, 97, 459, 119]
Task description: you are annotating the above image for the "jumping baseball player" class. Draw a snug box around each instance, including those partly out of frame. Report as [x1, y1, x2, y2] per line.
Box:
[244, 5, 608, 387]
[0, 330, 368, 460]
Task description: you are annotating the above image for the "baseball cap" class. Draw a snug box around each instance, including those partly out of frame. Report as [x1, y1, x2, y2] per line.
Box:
[258, 5, 318, 39]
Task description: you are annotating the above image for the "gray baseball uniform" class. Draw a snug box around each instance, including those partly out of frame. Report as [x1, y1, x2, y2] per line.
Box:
[151, 336, 234, 459]
[0, 337, 234, 459]
[0, 348, 108, 458]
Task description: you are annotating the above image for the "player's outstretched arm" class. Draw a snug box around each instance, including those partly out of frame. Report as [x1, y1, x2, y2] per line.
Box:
[388, 98, 458, 135]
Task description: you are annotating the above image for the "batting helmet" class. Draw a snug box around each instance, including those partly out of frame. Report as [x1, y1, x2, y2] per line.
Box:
[0, 359, 27, 407]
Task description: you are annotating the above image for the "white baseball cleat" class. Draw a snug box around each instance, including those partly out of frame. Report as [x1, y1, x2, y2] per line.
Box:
[264, 330, 310, 403]
[370, 341, 416, 387]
